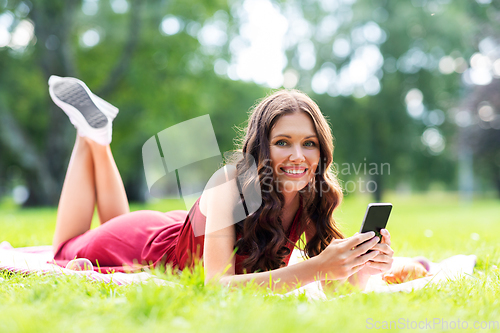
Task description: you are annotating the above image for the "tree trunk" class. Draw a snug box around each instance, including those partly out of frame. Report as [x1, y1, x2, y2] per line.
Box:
[372, 173, 383, 202]
[0, 99, 60, 205]
[491, 162, 500, 199]
[2, 0, 143, 206]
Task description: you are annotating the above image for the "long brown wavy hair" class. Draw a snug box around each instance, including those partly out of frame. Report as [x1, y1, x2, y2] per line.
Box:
[232, 89, 345, 273]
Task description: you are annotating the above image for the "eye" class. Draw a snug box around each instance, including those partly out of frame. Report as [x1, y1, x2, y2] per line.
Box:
[275, 140, 287, 146]
[304, 141, 316, 147]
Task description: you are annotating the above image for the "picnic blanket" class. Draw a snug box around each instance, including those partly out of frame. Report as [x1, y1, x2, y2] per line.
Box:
[0, 241, 476, 300]
[0, 241, 172, 286]
[286, 250, 477, 300]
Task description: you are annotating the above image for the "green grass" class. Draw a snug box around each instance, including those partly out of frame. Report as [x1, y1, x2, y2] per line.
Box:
[1, 192, 500, 332]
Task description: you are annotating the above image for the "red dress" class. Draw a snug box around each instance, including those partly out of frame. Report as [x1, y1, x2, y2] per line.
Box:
[53, 198, 303, 274]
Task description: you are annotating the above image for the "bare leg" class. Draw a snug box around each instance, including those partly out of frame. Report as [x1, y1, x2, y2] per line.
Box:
[52, 136, 96, 253]
[86, 138, 130, 224]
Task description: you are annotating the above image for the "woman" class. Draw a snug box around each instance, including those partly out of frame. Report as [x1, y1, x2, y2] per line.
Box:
[49, 75, 394, 292]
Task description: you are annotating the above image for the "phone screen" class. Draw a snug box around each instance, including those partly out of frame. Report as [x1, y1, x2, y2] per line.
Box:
[360, 203, 392, 243]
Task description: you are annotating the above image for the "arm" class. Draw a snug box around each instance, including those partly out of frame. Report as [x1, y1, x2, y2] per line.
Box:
[344, 229, 394, 291]
[202, 168, 326, 292]
[205, 221, 347, 293]
[307, 225, 371, 292]
[319, 271, 369, 293]
[215, 238, 379, 293]
[204, 225, 323, 292]
[304, 222, 370, 293]
[304, 224, 335, 291]
[347, 269, 371, 290]
[202, 167, 380, 292]
[219, 255, 325, 292]
[304, 224, 348, 292]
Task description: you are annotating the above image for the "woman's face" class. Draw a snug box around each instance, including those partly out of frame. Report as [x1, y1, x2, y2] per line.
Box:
[269, 111, 321, 195]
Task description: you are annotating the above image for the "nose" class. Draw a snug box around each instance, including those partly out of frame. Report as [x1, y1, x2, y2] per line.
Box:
[289, 144, 305, 163]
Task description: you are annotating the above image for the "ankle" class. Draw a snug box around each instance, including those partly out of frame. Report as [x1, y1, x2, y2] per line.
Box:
[84, 136, 109, 150]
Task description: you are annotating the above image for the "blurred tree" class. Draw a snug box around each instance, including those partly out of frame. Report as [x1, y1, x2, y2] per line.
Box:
[457, 4, 500, 198]
[462, 78, 500, 197]
[2, 0, 499, 206]
[0, 0, 145, 205]
[274, 0, 495, 200]
[0, 0, 265, 205]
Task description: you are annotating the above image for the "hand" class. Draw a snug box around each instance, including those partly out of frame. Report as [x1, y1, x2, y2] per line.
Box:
[315, 232, 381, 281]
[361, 229, 394, 276]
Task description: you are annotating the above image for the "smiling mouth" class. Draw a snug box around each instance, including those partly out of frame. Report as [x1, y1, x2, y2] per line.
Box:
[280, 168, 308, 175]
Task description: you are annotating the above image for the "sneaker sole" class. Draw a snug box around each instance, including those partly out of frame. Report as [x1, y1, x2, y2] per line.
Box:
[52, 81, 108, 129]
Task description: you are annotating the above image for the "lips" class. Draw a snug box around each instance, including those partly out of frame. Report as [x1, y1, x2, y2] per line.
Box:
[280, 167, 308, 175]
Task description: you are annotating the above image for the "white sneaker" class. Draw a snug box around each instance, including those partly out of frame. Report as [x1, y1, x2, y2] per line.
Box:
[48, 75, 119, 145]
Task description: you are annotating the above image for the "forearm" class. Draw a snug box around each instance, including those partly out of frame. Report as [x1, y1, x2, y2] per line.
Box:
[217, 256, 322, 293]
[320, 278, 346, 293]
[319, 271, 369, 294]
[347, 269, 370, 291]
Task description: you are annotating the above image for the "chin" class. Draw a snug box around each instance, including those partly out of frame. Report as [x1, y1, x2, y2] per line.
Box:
[276, 179, 309, 194]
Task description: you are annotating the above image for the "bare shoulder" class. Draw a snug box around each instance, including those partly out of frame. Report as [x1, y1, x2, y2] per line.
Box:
[200, 164, 245, 237]
[199, 165, 238, 217]
[201, 165, 241, 282]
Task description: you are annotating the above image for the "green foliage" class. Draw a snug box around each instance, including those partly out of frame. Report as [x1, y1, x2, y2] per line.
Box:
[283, 0, 499, 198]
[1, 0, 500, 205]
[0, 0, 267, 204]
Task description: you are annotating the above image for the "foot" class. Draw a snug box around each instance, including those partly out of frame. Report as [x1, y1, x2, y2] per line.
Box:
[48, 75, 119, 145]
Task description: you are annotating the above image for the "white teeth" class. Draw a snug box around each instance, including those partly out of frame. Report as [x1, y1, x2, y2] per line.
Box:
[283, 169, 305, 174]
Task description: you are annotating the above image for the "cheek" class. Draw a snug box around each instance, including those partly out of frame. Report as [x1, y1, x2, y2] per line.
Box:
[307, 151, 321, 169]
[269, 147, 285, 171]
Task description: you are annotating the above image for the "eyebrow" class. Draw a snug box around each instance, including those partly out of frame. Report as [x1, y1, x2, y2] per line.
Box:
[272, 134, 318, 139]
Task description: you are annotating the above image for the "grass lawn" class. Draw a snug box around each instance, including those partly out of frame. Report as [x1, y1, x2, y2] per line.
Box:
[1, 192, 499, 332]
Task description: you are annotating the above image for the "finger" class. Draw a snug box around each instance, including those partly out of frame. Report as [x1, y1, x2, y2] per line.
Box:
[364, 249, 381, 260]
[352, 237, 380, 257]
[373, 244, 394, 258]
[364, 261, 389, 272]
[380, 229, 391, 246]
[350, 261, 369, 276]
[367, 254, 392, 264]
[353, 250, 380, 266]
[346, 231, 376, 249]
[370, 243, 393, 256]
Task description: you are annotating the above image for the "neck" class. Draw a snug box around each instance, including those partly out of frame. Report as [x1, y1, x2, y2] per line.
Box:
[282, 191, 299, 209]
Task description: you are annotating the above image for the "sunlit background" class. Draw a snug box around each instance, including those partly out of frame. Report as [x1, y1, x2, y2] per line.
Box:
[0, 0, 499, 206]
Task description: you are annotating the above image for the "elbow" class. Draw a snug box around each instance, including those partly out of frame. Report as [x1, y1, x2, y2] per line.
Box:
[217, 276, 231, 287]
[205, 274, 232, 288]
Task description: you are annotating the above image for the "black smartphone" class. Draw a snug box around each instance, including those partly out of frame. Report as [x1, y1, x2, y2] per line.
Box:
[359, 203, 392, 246]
